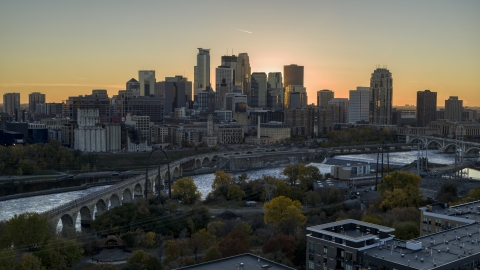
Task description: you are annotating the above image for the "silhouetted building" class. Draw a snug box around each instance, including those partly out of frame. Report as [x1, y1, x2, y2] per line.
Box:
[194, 48, 210, 98]
[349, 87, 369, 123]
[126, 78, 140, 96]
[3, 93, 20, 118]
[138, 70, 155, 96]
[29, 92, 45, 113]
[251, 72, 267, 107]
[284, 64, 304, 87]
[416, 90, 437, 127]
[267, 88, 284, 110]
[369, 68, 393, 125]
[445, 96, 463, 122]
[63, 90, 110, 122]
[285, 85, 307, 109]
[317, 89, 334, 107]
[267, 72, 283, 89]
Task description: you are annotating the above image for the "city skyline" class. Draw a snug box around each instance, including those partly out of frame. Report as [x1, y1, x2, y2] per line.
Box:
[1, 0, 479, 105]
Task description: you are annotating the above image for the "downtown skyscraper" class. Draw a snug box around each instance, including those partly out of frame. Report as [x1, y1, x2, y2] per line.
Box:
[29, 92, 45, 113]
[416, 90, 437, 127]
[284, 64, 304, 87]
[369, 68, 393, 125]
[194, 48, 211, 98]
[138, 70, 156, 96]
[235, 53, 251, 96]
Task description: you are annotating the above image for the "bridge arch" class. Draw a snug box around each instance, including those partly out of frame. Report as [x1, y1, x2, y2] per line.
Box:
[172, 167, 180, 178]
[465, 147, 480, 155]
[79, 206, 93, 231]
[426, 140, 443, 149]
[110, 194, 121, 209]
[202, 156, 210, 166]
[123, 188, 132, 203]
[134, 184, 143, 198]
[195, 159, 201, 168]
[95, 199, 107, 217]
[59, 214, 75, 233]
[409, 137, 427, 145]
[443, 143, 457, 153]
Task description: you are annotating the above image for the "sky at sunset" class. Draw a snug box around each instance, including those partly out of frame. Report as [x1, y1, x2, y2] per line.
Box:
[1, 0, 479, 106]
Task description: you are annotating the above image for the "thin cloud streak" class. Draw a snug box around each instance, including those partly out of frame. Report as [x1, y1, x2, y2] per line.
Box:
[0, 83, 123, 88]
[237, 29, 252, 34]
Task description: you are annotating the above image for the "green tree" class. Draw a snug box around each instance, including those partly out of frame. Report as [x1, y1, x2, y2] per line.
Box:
[5, 212, 50, 248]
[203, 246, 222, 262]
[362, 215, 383, 225]
[188, 229, 215, 261]
[227, 184, 246, 201]
[238, 173, 248, 183]
[394, 221, 420, 240]
[0, 248, 15, 270]
[127, 250, 162, 270]
[172, 177, 201, 204]
[212, 170, 233, 190]
[263, 196, 306, 228]
[164, 240, 180, 263]
[439, 181, 458, 198]
[378, 171, 422, 211]
[14, 254, 45, 270]
[305, 190, 321, 207]
[282, 164, 300, 186]
[37, 237, 83, 270]
[468, 186, 480, 200]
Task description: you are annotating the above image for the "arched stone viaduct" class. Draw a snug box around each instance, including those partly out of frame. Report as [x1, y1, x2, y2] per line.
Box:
[405, 135, 480, 157]
[47, 149, 284, 232]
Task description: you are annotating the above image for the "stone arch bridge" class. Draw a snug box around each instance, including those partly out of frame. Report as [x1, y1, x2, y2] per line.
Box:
[46, 148, 293, 232]
[404, 135, 480, 157]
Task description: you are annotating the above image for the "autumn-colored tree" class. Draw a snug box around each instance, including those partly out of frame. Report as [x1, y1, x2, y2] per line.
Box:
[361, 215, 383, 225]
[218, 230, 250, 257]
[172, 177, 201, 204]
[232, 221, 253, 236]
[127, 249, 162, 270]
[203, 246, 222, 262]
[14, 253, 45, 270]
[5, 212, 50, 248]
[227, 184, 246, 201]
[283, 164, 300, 186]
[164, 240, 180, 263]
[134, 231, 156, 248]
[263, 196, 306, 229]
[207, 221, 226, 238]
[188, 229, 215, 261]
[262, 234, 298, 261]
[467, 186, 480, 200]
[283, 164, 321, 190]
[212, 170, 233, 190]
[378, 171, 422, 211]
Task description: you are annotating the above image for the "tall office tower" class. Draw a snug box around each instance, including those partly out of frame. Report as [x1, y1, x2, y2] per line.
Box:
[221, 55, 237, 80]
[445, 96, 463, 122]
[267, 72, 283, 88]
[126, 78, 140, 97]
[235, 53, 251, 96]
[3, 93, 20, 118]
[285, 85, 307, 109]
[283, 64, 304, 87]
[194, 48, 211, 98]
[29, 92, 45, 113]
[166, 76, 192, 103]
[328, 98, 349, 123]
[349, 87, 370, 123]
[416, 90, 437, 127]
[251, 72, 267, 107]
[138, 70, 156, 96]
[267, 88, 284, 110]
[216, 66, 234, 109]
[317, 89, 334, 107]
[369, 68, 393, 125]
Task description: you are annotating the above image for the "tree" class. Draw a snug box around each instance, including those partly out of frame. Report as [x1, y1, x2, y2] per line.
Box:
[5, 212, 50, 248]
[394, 221, 420, 240]
[0, 248, 15, 270]
[227, 185, 246, 201]
[188, 229, 215, 261]
[282, 164, 321, 190]
[164, 240, 180, 263]
[262, 234, 298, 261]
[263, 196, 306, 229]
[439, 181, 458, 198]
[468, 186, 480, 200]
[37, 237, 83, 270]
[127, 250, 162, 270]
[362, 215, 383, 225]
[305, 191, 321, 207]
[378, 171, 422, 211]
[203, 246, 222, 262]
[238, 173, 248, 183]
[218, 230, 250, 257]
[14, 254, 45, 270]
[134, 231, 156, 248]
[172, 177, 201, 204]
[282, 164, 300, 186]
[212, 170, 233, 190]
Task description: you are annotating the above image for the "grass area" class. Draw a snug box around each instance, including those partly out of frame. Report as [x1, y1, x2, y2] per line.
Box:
[34, 170, 63, 176]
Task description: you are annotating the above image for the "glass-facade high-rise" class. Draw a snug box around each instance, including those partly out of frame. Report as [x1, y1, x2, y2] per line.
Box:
[194, 48, 211, 98]
[349, 87, 370, 123]
[267, 72, 283, 89]
[284, 64, 304, 87]
[138, 70, 156, 96]
[369, 68, 393, 125]
[251, 72, 267, 108]
[235, 53, 251, 96]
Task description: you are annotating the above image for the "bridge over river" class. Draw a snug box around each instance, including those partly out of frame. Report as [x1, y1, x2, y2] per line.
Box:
[46, 149, 315, 232]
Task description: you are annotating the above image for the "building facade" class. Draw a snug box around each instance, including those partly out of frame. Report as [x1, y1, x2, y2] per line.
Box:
[267, 72, 283, 89]
[317, 89, 334, 107]
[63, 90, 110, 122]
[235, 53, 251, 96]
[416, 90, 437, 127]
[369, 68, 393, 125]
[194, 48, 210, 97]
[285, 85, 307, 109]
[29, 92, 45, 113]
[349, 87, 370, 123]
[445, 96, 463, 122]
[284, 64, 304, 87]
[328, 98, 349, 123]
[138, 70, 156, 96]
[74, 109, 106, 152]
[3, 93, 20, 118]
[251, 72, 267, 107]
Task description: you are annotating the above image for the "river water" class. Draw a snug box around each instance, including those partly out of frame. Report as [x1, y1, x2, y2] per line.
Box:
[1, 150, 479, 223]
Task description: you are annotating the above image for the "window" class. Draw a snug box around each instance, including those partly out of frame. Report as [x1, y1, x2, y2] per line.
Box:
[308, 261, 314, 270]
[323, 246, 328, 255]
[308, 241, 315, 253]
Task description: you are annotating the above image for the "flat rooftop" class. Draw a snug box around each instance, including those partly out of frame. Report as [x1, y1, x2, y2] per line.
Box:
[365, 222, 480, 270]
[307, 219, 395, 242]
[174, 253, 295, 270]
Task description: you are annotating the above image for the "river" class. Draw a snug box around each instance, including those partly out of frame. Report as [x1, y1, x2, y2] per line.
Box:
[1, 150, 479, 224]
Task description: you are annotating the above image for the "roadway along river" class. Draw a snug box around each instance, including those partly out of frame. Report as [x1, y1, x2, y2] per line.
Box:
[1, 150, 479, 223]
